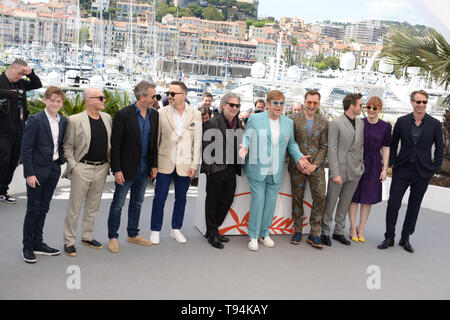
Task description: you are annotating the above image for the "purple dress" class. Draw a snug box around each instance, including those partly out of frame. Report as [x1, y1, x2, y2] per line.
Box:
[352, 118, 392, 204]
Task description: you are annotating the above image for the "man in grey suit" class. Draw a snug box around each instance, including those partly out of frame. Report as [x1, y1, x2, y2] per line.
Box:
[321, 93, 364, 246]
[62, 88, 112, 257]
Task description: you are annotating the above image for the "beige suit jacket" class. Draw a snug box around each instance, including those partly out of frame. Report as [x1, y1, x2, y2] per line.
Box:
[62, 110, 112, 179]
[157, 104, 202, 176]
[328, 114, 364, 182]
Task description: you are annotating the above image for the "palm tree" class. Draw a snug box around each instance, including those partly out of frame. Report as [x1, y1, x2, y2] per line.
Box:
[381, 26, 450, 173]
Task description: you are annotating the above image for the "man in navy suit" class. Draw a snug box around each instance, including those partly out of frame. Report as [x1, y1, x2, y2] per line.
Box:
[21, 87, 67, 263]
[378, 90, 444, 253]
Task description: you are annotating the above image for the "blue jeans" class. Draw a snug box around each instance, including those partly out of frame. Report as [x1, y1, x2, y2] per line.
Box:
[107, 166, 149, 239]
[151, 170, 191, 231]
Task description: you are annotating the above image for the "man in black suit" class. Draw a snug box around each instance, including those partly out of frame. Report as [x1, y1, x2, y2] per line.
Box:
[378, 90, 444, 253]
[21, 86, 67, 263]
[107, 81, 159, 253]
[0, 59, 42, 204]
[202, 92, 243, 249]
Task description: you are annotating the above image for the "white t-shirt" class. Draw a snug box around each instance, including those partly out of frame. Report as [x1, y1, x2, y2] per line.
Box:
[268, 118, 280, 175]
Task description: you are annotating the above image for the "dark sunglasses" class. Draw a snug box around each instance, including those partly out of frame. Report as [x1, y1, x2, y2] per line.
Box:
[228, 102, 241, 108]
[271, 100, 285, 106]
[90, 96, 106, 102]
[165, 91, 184, 97]
[366, 105, 379, 111]
[154, 94, 161, 101]
[413, 100, 428, 105]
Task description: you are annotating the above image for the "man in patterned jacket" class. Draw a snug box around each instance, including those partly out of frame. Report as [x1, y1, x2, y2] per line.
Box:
[288, 90, 328, 249]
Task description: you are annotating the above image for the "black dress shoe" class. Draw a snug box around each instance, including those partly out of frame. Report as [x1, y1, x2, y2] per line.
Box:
[399, 239, 414, 253]
[377, 238, 394, 249]
[208, 236, 224, 249]
[217, 235, 229, 243]
[332, 234, 351, 245]
[320, 235, 332, 246]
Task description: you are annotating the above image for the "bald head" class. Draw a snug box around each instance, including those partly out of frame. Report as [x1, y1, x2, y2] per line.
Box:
[84, 88, 105, 113]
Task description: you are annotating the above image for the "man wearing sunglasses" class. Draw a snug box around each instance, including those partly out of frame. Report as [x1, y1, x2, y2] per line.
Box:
[239, 90, 311, 251]
[62, 88, 112, 257]
[150, 81, 202, 245]
[107, 81, 159, 253]
[288, 90, 328, 249]
[378, 90, 443, 253]
[202, 92, 244, 249]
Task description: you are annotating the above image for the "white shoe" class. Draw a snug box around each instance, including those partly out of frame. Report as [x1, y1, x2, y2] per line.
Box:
[150, 231, 160, 245]
[259, 236, 275, 248]
[170, 229, 187, 244]
[248, 238, 259, 251]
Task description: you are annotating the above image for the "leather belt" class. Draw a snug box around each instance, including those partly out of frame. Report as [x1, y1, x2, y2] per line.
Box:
[80, 160, 106, 166]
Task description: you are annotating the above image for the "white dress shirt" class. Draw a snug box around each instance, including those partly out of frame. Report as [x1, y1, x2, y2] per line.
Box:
[171, 106, 187, 137]
[44, 108, 60, 161]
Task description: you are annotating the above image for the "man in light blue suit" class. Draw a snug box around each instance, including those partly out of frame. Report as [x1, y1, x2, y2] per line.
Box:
[239, 90, 311, 251]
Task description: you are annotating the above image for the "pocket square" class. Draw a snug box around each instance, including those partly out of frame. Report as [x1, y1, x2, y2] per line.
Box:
[190, 122, 195, 127]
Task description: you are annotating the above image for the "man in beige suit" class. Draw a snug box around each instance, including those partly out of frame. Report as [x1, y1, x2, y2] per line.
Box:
[150, 81, 202, 245]
[62, 88, 112, 256]
[321, 93, 364, 246]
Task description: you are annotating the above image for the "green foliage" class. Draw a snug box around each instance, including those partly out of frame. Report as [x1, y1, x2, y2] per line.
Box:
[156, 3, 193, 21]
[188, 4, 203, 18]
[381, 26, 450, 90]
[246, 18, 272, 29]
[103, 89, 131, 118]
[203, 5, 223, 21]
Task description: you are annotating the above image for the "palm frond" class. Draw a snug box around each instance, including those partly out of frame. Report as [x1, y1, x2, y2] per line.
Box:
[381, 26, 450, 89]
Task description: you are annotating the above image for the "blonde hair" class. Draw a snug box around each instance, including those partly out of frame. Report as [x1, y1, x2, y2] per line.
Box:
[266, 90, 284, 103]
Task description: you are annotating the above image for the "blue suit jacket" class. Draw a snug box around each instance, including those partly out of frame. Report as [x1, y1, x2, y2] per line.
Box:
[389, 112, 443, 179]
[21, 110, 67, 179]
[242, 112, 303, 184]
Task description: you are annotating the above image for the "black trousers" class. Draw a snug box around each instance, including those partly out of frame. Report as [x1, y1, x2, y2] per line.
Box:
[385, 163, 431, 241]
[0, 135, 21, 195]
[205, 166, 237, 238]
[22, 162, 60, 249]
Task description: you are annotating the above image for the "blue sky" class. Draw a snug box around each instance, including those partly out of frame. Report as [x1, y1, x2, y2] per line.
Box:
[258, 0, 428, 26]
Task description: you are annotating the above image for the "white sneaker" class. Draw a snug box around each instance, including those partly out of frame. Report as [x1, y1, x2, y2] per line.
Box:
[248, 238, 259, 251]
[170, 229, 187, 244]
[150, 231, 160, 245]
[259, 236, 275, 248]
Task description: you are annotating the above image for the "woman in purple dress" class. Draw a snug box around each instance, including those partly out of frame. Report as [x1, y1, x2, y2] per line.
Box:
[348, 96, 392, 243]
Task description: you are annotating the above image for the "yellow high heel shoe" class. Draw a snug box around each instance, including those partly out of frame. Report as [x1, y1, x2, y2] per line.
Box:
[358, 236, 366, 243]
[350, 235, 359, 242]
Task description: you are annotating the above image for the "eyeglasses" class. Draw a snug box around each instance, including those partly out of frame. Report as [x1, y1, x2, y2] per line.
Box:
[305, 101, 319, 107]
[271, 100, 285, 106]
[413, 100, 428, 105]
[154, 94, 161, 101]
[366, 105, 380, 111]
[227, 102, 241, 109]
[165, 91, 184, 97]
[90, 96, 106, 102]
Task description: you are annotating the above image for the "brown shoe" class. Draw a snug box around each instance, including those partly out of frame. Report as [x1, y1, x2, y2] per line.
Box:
[108, 238, 120, 253]
[127, 235, 153, 246]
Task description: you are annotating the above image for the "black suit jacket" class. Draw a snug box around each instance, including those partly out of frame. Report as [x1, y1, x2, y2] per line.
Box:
[389, 112, 444, 178]
[201, 113, 243, 176]
[21, 110, 67, 179]
[110, 104, 159, 181]
[0, 70, 42, 136]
